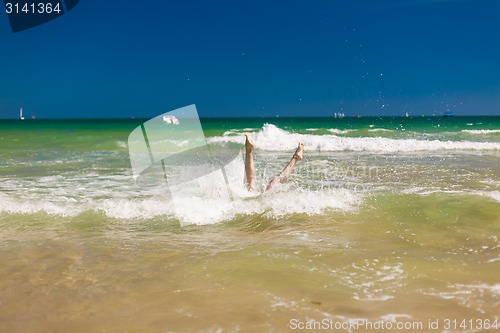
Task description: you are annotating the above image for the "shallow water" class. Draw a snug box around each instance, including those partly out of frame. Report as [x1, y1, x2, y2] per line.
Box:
[1, 194, 499, 332]
[1, 117, 499, 332]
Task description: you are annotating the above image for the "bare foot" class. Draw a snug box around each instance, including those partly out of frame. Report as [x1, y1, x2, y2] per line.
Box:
[245, 133, 255, 152]
[294, 143, 304, 160]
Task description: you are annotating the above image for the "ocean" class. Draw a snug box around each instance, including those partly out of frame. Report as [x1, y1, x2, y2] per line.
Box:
[1, 116, 499, 332]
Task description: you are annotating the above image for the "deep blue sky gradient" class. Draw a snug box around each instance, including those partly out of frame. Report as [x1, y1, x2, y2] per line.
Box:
[1, 0, 499, 118]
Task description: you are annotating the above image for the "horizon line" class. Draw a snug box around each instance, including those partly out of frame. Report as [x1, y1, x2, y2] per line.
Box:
[0, 115, 499, 121]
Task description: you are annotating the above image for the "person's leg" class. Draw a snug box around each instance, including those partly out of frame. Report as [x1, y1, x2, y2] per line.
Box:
[244, 133, 256, 191]
[266, 143, 304, 191]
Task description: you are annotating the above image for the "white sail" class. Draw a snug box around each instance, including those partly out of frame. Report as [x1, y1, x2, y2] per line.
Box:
[20, 107, 24, 120]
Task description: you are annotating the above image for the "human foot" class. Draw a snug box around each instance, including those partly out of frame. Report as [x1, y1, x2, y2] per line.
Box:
[245, 133, 255, 152]
[294, 143, 304, 160]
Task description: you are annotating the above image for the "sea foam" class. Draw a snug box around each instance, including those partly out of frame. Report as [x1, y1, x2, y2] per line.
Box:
[208, 123, 500, 152]
[461, 129, 500, 134]
[0, 187, 360, 225]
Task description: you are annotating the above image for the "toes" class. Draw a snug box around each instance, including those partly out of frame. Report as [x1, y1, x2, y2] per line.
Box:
[245, 133, 254, 149]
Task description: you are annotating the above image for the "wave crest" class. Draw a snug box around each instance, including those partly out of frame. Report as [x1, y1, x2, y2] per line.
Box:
[0, 187, 360, 225]
[208, 124, 500, 152]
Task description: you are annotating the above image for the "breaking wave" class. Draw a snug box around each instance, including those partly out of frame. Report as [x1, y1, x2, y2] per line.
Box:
[208, 123, 500, 152]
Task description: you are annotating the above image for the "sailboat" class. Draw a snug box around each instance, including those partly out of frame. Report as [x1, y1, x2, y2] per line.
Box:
[20, 107, 25, 121]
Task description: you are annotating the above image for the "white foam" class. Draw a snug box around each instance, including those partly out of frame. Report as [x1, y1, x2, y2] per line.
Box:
[252, 188, 360, 218]
[340, 259, 406, 302]
[222, 130, 238, 136]
[368, 128, 393, 132]
[462, 129, 500, 134]
[477, 190, 500, 203]
[424, 283, 500, 309]
[208, 123, 500, 152]
[327, 128, 352, 134]
[1, 162, 362, 226]
[0, 193, 80, 216]
[115, 140, 128, 148]
[0, 192, 172, 219]
[170, 187, 360, 225]
[0, 186, 360, 225]
[96, 198, 174, 219]
[402, 188, 500, 203]
[400, 187, 428, 195]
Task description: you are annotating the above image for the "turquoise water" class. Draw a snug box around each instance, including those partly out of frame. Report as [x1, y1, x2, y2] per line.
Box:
[1, 116, 499, 332]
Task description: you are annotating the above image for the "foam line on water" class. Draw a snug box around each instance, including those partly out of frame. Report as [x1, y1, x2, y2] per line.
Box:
[368, 128, 393, 132]
[207, 124, 500, 152]
[462, 129, 500, 134]
[0, 187, 361, 225]
[401, 188, 500, 203]
[327, 129, 353, 134]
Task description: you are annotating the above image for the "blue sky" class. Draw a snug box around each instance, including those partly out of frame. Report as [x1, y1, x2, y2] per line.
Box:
[1, 0, 499, 118]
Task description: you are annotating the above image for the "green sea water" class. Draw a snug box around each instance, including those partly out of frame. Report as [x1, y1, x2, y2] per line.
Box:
[1, 116, 499, 332]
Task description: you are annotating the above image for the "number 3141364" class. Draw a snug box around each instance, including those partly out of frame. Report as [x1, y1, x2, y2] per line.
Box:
[5, 2, 62, 14]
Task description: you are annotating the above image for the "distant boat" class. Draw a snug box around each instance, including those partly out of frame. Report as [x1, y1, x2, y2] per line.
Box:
[163, 115, 179, 124]
[405, 112, 409, 117]
[443, 111, 454, 117]
[20, 107, 24, 121]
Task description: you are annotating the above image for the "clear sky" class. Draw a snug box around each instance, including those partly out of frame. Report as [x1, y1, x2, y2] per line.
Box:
[1, 0, 499, 118]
